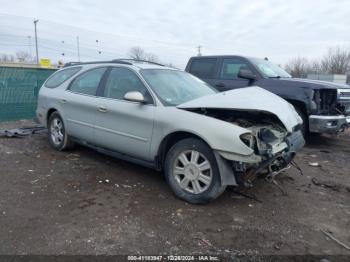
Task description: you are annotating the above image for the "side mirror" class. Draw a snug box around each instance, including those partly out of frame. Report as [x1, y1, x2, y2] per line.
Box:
[124, 91, 145, 103]
[238, 69, 256, 80]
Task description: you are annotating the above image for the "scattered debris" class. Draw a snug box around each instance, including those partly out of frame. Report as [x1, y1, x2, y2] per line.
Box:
[321, 229, 350, 250]
[311, 178, 341, 192]
[0, 126, 46, 138]
[231, 190, 263, 203]
[291, 160, 304, 176]
[320, 150, 331, 154]
[308, 162, 320, 167]
[271, 179, 288, 196]
[274, 242, 283, 250]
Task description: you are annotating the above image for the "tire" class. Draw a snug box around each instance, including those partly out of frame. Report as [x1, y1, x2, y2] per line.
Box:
[294, 106, 308, 137]
[164, 138, 226, 204]
[47, 112, 75, 151]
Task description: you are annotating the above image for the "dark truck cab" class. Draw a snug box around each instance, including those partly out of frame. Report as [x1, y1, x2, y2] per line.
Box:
[185, 55, 350, 135]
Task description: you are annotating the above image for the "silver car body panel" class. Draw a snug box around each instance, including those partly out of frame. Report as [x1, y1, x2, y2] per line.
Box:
[178, 86, 303, 133]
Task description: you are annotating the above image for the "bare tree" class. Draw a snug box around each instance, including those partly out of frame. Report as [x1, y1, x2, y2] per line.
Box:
[320, 46, 350, 74]
[145, 53, 159, 63]
[0, 53, 15, 62]
[285, 56, 310, 78]
[308, 59, 322, 74]
[15, 51, 33, 62]
[129, 47, 146, 61]
[128, 46, 159, 63]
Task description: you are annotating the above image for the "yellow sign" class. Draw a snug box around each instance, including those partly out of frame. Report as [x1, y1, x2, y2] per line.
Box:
[39, 58, 51, 68]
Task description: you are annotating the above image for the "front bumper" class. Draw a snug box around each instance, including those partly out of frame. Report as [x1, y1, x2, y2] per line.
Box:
[309, 115, 350, 133]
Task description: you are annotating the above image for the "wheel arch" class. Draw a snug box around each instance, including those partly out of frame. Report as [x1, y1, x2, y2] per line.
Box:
[286, 99, 308, 116]
[47, 108, 59, 125]
[155, 131, 212, 170]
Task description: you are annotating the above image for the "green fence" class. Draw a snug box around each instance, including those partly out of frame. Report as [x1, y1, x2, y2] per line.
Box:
[0, 65, 56, 122]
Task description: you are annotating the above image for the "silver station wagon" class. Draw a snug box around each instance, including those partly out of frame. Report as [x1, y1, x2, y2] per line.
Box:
[36, 60, 305, 203]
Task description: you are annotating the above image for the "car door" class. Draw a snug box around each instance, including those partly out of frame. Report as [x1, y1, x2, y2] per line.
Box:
[94, 67, 155, 161]
[186, 58, 219, 87]
[212, 58, 254, 91]
[63, 67, 107, 143]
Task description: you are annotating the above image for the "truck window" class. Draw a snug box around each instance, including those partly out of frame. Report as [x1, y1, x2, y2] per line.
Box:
[220, 58, 251, 79]
[189, 58, 217, 78]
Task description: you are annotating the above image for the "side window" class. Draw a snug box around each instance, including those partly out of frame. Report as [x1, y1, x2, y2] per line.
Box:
[220, 58, 251, 79]
[69, 67, 106, 95]
[103, 67, 153, 103]
[189, 58, 217, 78]
[45, 67, 81, 88]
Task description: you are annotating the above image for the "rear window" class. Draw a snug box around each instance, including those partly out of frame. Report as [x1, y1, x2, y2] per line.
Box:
[45, 67, 81, 88]
[189, 58, 217, 78]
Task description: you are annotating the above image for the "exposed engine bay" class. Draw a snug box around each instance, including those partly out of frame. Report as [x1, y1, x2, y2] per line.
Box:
[189, 108, 290, 156]
[188, 108, 304, 186]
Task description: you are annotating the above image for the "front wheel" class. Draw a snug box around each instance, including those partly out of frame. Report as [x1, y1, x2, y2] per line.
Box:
[164, 138, 226, 204]
[294, 106, 308, 137]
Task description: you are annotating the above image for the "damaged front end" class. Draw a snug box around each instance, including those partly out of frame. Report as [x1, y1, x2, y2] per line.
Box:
[230, 120, 304, 186]
[195, 109, 305, 187]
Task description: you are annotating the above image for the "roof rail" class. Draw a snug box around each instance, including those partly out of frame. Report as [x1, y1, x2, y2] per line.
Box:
[115, 59, 165, 67]
[63, 60, 132, 68]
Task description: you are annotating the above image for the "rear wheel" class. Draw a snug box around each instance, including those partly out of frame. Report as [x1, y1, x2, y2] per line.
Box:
[164, 138, 226, 204]
[48, 112, 74, 151]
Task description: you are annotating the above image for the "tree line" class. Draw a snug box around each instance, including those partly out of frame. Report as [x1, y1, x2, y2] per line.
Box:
[0, 46, 176, 68]
[1, 45, 349, 77]
[285, 46, 350, 78]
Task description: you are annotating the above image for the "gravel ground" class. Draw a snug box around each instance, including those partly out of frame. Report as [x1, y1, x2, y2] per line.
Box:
[0, 120, 349, 258]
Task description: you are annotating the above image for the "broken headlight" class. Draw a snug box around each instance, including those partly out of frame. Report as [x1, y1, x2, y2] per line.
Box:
[240, 133, 255, 148]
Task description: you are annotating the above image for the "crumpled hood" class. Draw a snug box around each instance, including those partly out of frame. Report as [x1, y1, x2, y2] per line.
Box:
[177, 86, 302, 132]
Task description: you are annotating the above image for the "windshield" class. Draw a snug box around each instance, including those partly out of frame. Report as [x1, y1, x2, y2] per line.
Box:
[140, 69, 217, 106]
[250, 58, 291, 78]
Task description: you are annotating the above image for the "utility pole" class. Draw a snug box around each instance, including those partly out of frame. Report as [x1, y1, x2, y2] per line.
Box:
[76, 36, 80, 62]
[33, 19, 39, 65]
[197, 45, 202, 56]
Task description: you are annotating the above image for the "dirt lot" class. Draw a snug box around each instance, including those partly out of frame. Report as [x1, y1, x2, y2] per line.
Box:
[0, 120, 349, 258]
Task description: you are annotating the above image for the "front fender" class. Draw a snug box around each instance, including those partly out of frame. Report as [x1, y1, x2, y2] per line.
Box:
[150, 107, 253, 158]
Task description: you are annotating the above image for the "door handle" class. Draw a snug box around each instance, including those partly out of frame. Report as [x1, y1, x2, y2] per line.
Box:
[97, 105, 108, 113]
[60, 99, 67, 104]
[215, 83, 225, 88]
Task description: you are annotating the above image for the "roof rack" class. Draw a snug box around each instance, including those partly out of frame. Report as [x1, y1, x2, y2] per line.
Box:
[63, 60, 132, 68]
[115, 59, 165, 67]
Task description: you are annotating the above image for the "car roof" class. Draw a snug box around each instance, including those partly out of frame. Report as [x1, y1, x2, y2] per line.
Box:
[189, 55, 258, 61]
[63, 60, 177, 71]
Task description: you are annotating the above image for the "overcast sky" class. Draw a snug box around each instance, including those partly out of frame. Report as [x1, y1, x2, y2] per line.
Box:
[0, 0, 349, 68]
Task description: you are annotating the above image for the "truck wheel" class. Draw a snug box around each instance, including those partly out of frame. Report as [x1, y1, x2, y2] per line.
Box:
[164, 138, 226, 204]
[295, 107, 308, 137]
[48, 112, 75, 151]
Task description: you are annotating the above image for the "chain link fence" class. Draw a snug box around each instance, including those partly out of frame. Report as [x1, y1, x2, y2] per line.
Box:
[0, 64, 56, 122]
